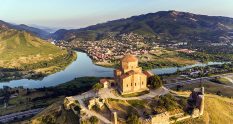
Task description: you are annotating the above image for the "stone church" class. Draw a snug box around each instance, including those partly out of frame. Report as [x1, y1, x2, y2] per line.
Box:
[114, 54, 150, 95]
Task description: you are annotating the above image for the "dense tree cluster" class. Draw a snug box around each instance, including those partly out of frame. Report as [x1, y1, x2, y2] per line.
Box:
[177, 62, 233, 78]
[37, 77, 99, 97]
[148, 75, 163, 89]
[126, 112, 139, 124]
[89, 116, 99, 124]
[157, 94, 179, 111]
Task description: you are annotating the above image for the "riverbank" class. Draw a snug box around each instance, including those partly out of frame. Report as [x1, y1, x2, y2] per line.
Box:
[93, 56, 198, 70]
[67, 49, 201, 70]
[93, 57, 227, 71]
[73, 47, 199, 70]
[0, 51, 228, 89]
[75, 46, 232, 71]
[0, 50, 77, 82]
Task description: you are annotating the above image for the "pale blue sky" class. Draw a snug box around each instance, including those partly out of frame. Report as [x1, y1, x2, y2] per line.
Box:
[1, 0, 233, 29]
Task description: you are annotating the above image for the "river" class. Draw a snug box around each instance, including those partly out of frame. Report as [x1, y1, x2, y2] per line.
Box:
[0, 51, 225, 88]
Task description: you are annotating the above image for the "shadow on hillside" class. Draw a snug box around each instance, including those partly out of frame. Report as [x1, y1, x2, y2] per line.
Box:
[0, 67, 23, 72]
[0, 67, 45, 82]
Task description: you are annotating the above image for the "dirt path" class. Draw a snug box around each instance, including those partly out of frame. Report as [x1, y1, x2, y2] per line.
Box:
[73, 91, 112, 124]
[224, 77, 233, 84]
[99, 86, 169, 100]
[71, 87, 169, 124]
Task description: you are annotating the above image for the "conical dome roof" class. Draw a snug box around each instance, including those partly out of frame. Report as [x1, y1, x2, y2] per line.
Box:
[121, 54, 138, 62]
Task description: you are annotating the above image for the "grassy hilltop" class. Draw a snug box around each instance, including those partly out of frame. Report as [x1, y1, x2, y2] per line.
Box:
[0, 28, 76, 80]
[178, 94, 233, 124]
[0, 30, 63, 67]
[28, 93, 233, 124]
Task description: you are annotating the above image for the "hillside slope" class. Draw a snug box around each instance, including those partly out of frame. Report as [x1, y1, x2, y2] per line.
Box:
[178, 94, 233, 124]
[0, 26, 76, 81]
[29, 93, 233, 124]
[30, 102, 80, 124]
[0, 30, 62, 68]
[52, 10, 233, 43]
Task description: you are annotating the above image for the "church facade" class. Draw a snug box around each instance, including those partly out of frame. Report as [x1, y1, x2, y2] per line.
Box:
[114, 54, 149, 95]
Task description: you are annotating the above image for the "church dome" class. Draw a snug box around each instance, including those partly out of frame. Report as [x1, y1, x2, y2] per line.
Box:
[121, 54, 138, 62]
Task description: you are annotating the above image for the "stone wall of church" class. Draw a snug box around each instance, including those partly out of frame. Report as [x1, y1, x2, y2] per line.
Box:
[120, 73, 147, 94]
[115, 54, 148, 95]
[121, 76, 132, 93]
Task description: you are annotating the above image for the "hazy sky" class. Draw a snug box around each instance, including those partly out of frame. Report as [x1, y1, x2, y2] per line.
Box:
[1, 0, 233, 29]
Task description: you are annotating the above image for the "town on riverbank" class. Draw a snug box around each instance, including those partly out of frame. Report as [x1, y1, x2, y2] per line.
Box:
[56, 31, 233, 71]
[56, 32, 199, 69]
[2, 1, 233, 124]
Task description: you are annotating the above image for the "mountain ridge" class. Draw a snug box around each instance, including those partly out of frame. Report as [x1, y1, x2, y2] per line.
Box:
[51, 10, 233, 43]
[0, 20, 51, 39]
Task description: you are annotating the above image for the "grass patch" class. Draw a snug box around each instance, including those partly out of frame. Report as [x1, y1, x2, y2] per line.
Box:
[212, 77, 233, 86]
[107, 93, 185, 121]
[171, 81, 233, 98]
[127, 100, 147, 108]
[30, 101, 80, 124]
[121, 90, 149, 97]
[176, 94, 233, 124]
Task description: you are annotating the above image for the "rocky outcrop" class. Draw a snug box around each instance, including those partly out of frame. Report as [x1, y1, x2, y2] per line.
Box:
[187, 87, 205, 116]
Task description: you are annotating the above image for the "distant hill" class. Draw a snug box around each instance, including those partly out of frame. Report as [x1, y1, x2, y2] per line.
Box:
[52, 10, 233, 43]
[0, 20, 50, 39]
[0, 26, 62, 68]
[29, 24, 59, 33]
[0, 24, 75, 79]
